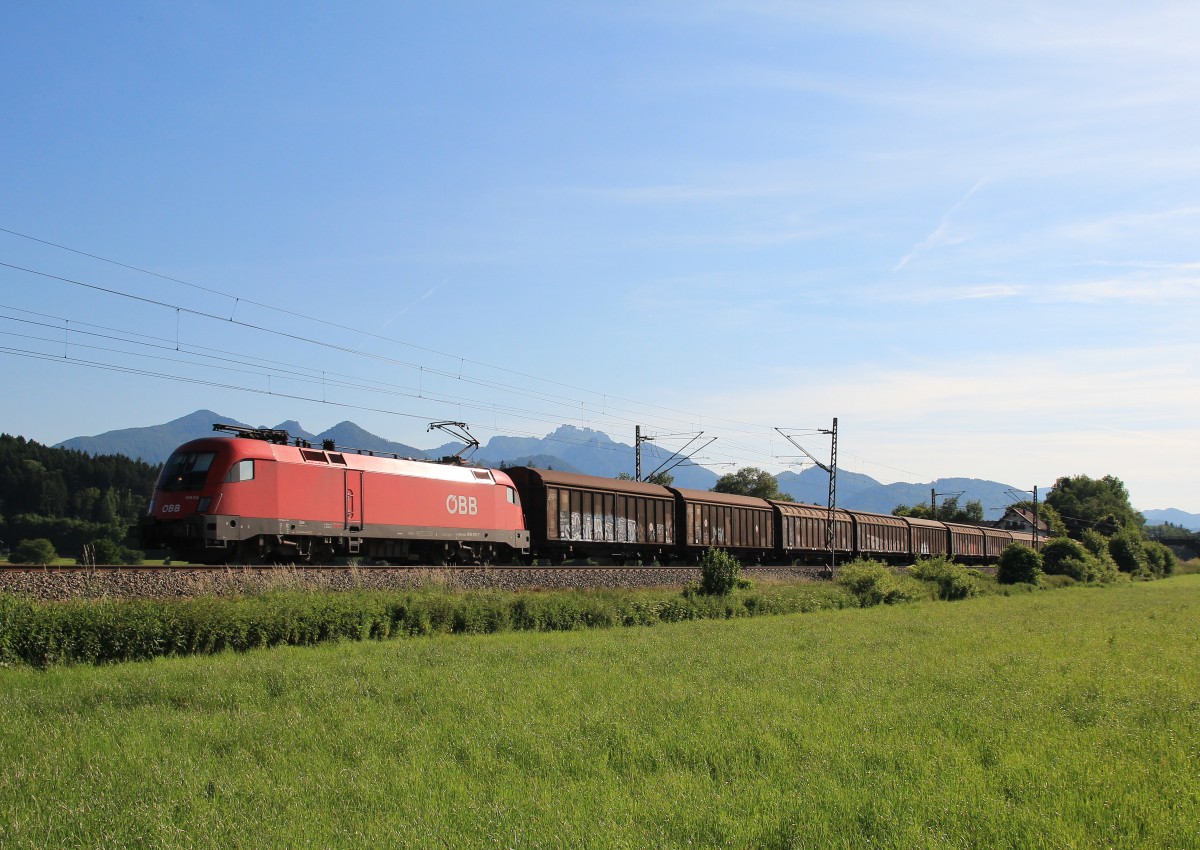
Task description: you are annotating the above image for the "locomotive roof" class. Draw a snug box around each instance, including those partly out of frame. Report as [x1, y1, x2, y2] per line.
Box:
[171, 436, 506, 485]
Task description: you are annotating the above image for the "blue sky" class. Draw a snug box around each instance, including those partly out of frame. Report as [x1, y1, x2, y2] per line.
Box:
[3, 1, 1198, 512]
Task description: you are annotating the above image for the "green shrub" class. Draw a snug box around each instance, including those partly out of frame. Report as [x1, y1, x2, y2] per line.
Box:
[996, 544, 1043, 585]
[1078, 530, 1121, 581]
[698, 547, 742, 596]
[79, 538, 123, 566]
[1040, 537, 1102, 582]
[908, 556, 979, 600]
[1080, 530, 1108, 558]
[835, 560, 923, 607]
[1143, 541, 1177, 578]
[1108, 531, 1150, 576]
[8, 538, 57, 565]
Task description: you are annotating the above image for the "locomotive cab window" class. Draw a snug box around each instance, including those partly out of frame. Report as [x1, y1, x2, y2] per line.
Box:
[160, 451, 217, 492]
[507, 486, 519, 505]
[224, 459, 255, 483]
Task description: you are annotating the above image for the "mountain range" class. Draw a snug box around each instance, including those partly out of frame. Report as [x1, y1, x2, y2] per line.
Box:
[54, 409, 1200, 527]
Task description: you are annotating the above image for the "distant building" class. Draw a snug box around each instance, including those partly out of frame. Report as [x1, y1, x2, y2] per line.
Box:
[993, 507, 1052, 537]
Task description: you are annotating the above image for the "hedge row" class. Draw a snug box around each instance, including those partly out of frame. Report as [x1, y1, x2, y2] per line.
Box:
[0, 583, 857, 669]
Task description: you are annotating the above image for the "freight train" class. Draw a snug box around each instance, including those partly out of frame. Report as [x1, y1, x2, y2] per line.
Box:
[139, 424, 1039, 566]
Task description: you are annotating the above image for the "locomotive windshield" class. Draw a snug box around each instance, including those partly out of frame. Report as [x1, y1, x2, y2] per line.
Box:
[159, 450, 217, 492]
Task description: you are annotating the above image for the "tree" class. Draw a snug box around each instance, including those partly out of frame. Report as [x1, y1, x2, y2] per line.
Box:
[1144, 522, 1198, 541]
[616, 471, 675, 487]
[1045, 475, 1144, 539]
[712, 467, 792, 501]
[1008, 500, 1068, 538]
[9, 537, 57, 565]
[893, 497, 985, 524]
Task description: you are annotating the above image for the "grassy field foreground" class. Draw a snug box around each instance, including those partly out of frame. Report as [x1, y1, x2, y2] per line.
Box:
[1, 579, 1198, 849]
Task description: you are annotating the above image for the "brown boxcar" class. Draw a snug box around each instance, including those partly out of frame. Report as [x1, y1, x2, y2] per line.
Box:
[983, 527, 1013, 559]
[772, 502, 853, 563]
[852, 511, 911, 562]
[1008, 529, 1042, 551]
[946, 522, 987, 562]
[671, 487, 774, 561]
[504, 468, 674, 563]
[902, 516, 950, 558]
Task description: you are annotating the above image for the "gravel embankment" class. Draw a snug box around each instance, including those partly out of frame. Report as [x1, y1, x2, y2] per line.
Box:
[0, 565, 827, 601]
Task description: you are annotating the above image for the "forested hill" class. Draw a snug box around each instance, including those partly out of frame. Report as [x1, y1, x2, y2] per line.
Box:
[0, 434, 159, 556]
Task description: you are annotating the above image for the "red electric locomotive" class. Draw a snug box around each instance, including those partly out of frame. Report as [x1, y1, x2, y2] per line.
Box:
[139, 424, 529, 564]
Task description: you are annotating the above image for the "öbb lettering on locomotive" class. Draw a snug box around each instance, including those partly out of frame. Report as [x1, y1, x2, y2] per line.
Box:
[446, 495, 478, 516]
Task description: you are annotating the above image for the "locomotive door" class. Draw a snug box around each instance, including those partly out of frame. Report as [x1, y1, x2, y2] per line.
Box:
[344, 470, 364, 532]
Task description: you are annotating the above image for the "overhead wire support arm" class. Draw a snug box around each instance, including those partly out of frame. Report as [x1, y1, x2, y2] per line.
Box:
[774, 427, 831, 473]
[646, 435, 716, 480]
[931, 489, 965, 516]
[776, 419, 838, 576]
[428, 421, 480, 461]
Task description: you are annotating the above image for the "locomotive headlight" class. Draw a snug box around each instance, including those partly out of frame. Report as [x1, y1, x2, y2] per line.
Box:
[197, 497, 211, 513]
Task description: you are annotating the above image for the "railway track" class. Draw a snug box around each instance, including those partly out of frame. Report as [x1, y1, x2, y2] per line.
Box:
[0, 562, 708, 573]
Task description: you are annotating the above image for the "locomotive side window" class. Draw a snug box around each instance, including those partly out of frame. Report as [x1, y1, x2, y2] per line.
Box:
[506, 486, 518, 505]
[224, 459, 255, 483]
[160, 451, 217, 492]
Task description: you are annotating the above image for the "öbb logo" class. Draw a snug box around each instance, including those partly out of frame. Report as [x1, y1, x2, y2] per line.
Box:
[445, 494, 478, 516]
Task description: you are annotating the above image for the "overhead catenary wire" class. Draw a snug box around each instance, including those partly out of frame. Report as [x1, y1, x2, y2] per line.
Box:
[1, 309, 771, 464]
[0, 260, 804, 465]
[0, 227, 772, 430]
[1, 232, 953, 481]
[0, 260, 767, 440]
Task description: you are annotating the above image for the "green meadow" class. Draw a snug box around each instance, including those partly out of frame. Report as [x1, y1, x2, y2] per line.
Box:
[1, 578, 1198, 849]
